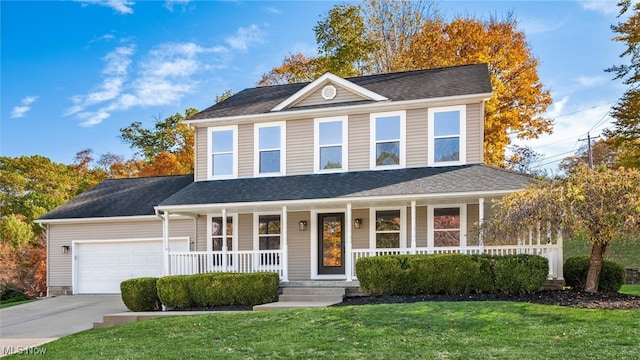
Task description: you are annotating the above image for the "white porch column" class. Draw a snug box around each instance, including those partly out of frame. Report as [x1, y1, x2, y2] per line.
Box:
[478, 198, 485, 246]
[222, 208, 228, 270]
[281, 206, 289, 282]
[346, 203, 353, 281]
[162, 211, 170, 276]
[410, 201, 416, 254]
[557, 228, 564, 280]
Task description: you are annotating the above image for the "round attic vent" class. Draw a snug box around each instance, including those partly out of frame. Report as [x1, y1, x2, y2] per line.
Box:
[321, 85, 337, 100]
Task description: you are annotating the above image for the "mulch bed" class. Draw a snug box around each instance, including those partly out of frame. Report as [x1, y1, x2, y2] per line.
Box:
[334, 289, 640, 310]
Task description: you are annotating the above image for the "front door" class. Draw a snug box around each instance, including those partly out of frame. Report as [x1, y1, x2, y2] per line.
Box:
[318, 213, 345, 275]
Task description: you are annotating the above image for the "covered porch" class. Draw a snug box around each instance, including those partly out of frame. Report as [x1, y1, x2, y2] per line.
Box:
[158, 197, 564, 283]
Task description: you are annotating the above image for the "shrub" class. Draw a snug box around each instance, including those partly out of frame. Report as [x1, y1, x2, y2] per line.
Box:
[120, 277, 161, 312]
[0, 283, 31, 303]
[493, 255, 549, 294]
[356, 254, 494, 296]
[157, 275, 192, 310]
[564, 255, 626, 292]
[189, 272, 279, 307]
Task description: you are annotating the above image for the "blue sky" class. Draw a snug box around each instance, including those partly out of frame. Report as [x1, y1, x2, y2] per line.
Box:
[0, 0, 630, 172]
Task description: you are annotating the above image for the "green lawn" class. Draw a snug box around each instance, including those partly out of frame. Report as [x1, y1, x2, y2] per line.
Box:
[620, 285, 640, 296]
[564, 234, 640, 268]
[7, 302, 640, 359]
[0, 299, 33, 309]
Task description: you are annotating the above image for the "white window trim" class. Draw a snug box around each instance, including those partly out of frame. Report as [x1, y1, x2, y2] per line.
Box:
[428, 105, 466, 166]
[427, 204, 467, 248]
[254, 121, 286, 177]
[370, 110, 406, 170]
[369, 207, 407, 249]
[206, 213, 238, 252]
[253, 212, 283, 270]
[207, 125, 238, 180]
[314, 116, 348, 174]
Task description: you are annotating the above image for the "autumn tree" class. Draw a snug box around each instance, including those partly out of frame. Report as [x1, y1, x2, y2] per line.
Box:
[119, 108, 198, 176]
[259, 0, 552, 167]
[484, 164, 640, 293]
[604, 1, 640, 168]
[505, 145, 544, 174]
[559, 138, 619, 173]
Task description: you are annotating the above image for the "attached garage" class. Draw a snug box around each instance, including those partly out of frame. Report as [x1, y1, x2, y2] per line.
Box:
[74, 238, 189, 294]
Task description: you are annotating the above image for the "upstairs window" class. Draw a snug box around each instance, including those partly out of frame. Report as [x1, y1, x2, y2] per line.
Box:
[255, 122, 285, 176]
[428, 105, 466, 166]
[209, 126, 237, 179]
[370, 111, 406, 169]
[315, 117, 348, 173]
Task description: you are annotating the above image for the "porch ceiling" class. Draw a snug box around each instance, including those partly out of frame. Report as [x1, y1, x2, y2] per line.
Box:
[158, 164, 531, 215]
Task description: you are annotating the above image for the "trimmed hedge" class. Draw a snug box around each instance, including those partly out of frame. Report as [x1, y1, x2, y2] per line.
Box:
[564, 255, 626, 292]
[356, 254, 495, 296]
[493, 255, 549, 294]
[120, 277, 161, 312]
[156, 272, 279, 310]
[356, 254, 549, 296]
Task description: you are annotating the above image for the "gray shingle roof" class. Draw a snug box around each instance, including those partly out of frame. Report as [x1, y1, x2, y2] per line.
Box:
[190, 64, 491, 120]
[38, 174, 193, 220]
[159, 165, 531, 207]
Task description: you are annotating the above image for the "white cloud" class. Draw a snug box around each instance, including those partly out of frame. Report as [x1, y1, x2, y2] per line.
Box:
[517, 16, 565, 35]
[11, 96, 39, 118]
[66, 41, 229, 126]
[225, 24, 264, 51]
[577, 75, 608, 87]
[76, 0, 135, 14]
[265, 6, 281, 14]
[65, 45, 134, 116]
[580, 1, 620, 15]
[165, 0, 190, 12]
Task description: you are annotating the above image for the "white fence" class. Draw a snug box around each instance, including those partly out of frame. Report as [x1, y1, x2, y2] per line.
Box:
[168, 250, 283, 278]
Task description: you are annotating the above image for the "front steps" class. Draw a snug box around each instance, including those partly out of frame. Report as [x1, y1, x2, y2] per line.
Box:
[253, 286, 347, 311]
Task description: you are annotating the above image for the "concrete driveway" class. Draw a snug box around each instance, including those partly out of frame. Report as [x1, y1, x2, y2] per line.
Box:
[0, 295, 126, 356]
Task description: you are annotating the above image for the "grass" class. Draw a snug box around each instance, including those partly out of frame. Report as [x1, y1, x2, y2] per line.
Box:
[564, 234, 640, 268]
[0, 299, 33, 309]
[620, 285, 640, 296]
[6, 302, 640, 359]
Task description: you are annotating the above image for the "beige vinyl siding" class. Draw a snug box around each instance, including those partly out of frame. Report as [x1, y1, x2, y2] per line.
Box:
[238, 124, 254, 178]
[351, 209, 370, 249]
[237, 213, 253, 251]
[466, 102, 483, 164]
[286, 118, 314, 175]
[195, 127, 208, 181]
[292, 85, 366, 108]
[406, 109, 429, 168]
[196, 215, 207, 251]
[347, 113, 370, 171]
[48, 219, 194, 289]
[466, 204, 480, 246]
[415, 206, 428, 247]
[287, 211, 311, 281]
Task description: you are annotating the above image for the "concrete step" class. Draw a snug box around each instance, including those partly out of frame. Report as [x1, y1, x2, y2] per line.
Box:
[253, 300, 341, 311]
[278, 294, 343, 302]
[281, 287, 346, 296]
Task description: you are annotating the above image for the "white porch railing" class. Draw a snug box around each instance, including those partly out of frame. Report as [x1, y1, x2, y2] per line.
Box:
[351, 244, 562, 280]
[168, 250, 283, 278]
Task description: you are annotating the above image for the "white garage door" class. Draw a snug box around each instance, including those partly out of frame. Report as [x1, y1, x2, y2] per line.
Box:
[75, 239, 188, 294]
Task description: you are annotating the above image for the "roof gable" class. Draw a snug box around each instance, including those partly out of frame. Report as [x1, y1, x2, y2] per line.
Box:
[271, 72, 388, 111]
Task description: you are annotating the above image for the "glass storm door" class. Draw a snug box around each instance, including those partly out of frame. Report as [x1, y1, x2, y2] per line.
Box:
[318, 213, 345, 275]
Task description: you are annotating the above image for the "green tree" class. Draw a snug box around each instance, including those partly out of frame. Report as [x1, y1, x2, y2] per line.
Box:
[119, 108, 198, 176]
[484, 164, 640, 293]
[604, 1, 640, 168]
[0, 214, 34, 248]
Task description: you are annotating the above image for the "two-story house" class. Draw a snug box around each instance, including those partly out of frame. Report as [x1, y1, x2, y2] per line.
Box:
[38, 64, 564, 296]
